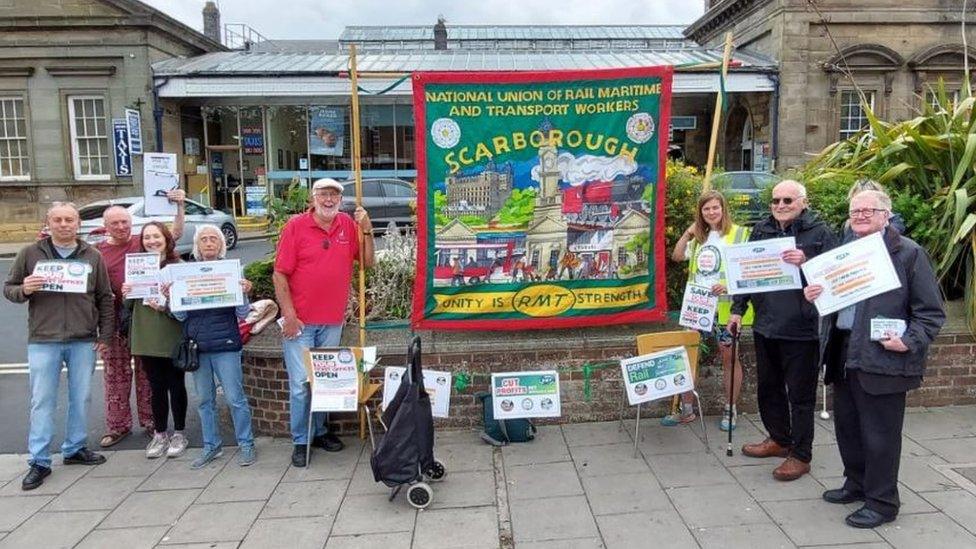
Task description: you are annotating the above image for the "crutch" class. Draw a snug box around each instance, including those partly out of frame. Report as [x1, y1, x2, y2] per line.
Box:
[819, 364, 830, 420]
[726, 323, 740, 457]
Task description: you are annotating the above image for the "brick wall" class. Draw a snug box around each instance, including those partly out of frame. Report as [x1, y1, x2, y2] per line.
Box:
[241, 327, 976, 437]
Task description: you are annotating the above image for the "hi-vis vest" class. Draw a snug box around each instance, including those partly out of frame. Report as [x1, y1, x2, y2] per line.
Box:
[688, 224, 754, 325]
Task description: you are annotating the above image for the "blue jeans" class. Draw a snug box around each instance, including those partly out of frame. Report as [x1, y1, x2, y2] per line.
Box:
[27, 341, 97, 467]
[192, 351, 254, 452]
[282, 324, 342, 444]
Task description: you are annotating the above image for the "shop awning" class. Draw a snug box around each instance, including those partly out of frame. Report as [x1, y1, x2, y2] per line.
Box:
[154, 48, 777, 98]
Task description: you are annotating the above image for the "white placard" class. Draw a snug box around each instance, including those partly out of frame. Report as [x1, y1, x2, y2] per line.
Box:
[801, 232, 902, 316]
[124, 253, 160, 300]
[382, 367, 452, 418]
[125, 108, 143, 154]
[724, 237, 803, 295]
[167, 259, 243, 313]
[32, 260, 89, 293]
[678, 283, 719, 332]
[870, 318, 907, 341]
[306, 348, 359, 412]
[491, 371, 561, 420]
[143, 152, 179, 216]
[620, 346, 694, 406]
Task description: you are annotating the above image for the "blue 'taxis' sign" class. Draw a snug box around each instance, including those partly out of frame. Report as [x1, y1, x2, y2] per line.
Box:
[113, 118, 132, 177]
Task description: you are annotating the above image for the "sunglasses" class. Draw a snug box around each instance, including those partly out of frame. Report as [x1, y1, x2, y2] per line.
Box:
[771, 197, 795, 206]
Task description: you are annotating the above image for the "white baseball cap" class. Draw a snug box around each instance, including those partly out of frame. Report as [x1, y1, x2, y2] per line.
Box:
[311, 178, 344, 192]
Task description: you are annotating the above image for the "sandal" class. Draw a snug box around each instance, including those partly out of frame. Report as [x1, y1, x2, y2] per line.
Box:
[99, 430, 130, 448]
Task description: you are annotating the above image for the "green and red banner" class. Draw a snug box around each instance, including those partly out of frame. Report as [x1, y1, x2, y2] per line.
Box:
[411, 67, 672, 330]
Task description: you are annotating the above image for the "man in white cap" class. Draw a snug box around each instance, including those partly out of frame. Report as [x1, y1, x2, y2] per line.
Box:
[273, 178, 375, 467]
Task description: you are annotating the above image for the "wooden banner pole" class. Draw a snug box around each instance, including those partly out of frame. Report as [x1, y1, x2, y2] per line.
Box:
[349, 45, 367, 349]
[703, 32, 734, 191]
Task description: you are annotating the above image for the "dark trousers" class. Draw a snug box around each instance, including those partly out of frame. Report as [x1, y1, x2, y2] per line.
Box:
[140, 355, 187, 433]
[833, 369, 905, 518]
[754, 334, 820, 462]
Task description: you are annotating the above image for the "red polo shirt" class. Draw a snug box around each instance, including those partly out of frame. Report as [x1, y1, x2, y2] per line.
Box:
[96, 235, 142, 306]
[275, 210, 360, 324]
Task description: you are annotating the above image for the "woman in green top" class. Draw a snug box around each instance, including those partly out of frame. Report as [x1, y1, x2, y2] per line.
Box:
[664, 190, 751, 431]
[121, 222, 187, 459]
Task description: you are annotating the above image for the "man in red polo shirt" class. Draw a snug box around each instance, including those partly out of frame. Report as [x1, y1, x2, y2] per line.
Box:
[274, 178, 375, 467]
[96, 190, 185, 448]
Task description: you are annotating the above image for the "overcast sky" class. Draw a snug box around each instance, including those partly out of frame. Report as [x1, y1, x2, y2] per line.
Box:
[141, 0, 705, 41]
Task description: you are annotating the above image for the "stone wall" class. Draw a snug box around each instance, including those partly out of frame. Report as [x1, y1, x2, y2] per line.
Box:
[241, 324, 976, 437]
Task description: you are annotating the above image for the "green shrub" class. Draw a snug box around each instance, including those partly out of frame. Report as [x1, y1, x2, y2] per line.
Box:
[243, 258, 275, 302]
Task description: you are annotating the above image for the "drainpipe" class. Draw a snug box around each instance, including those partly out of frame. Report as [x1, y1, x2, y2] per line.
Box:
[769, 72, 780, 172]
[151, 67, 171, 153]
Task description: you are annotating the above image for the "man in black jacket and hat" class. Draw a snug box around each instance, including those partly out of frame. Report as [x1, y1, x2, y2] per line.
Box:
[728, 180, 837, 481]
[804, 189, 944, 528]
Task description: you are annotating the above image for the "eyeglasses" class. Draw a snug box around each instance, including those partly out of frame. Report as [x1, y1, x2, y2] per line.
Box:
[313, 190, 342, 199]
[849, 208, 888, 219]
[771, 197, 796, 206]
[322, 238, 330, 250]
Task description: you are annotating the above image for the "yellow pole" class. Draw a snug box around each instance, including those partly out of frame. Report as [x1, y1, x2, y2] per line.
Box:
[703, 32, 734, 191]
[349, 45, 367, 349]
[349, 45, 371, 440]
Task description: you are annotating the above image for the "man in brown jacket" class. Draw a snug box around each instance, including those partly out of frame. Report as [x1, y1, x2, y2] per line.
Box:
[4, 202, 114, 490]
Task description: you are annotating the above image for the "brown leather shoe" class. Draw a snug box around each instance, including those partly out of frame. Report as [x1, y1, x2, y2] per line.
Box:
[773, 456, 811, 481]
[741, 438, 791, 458]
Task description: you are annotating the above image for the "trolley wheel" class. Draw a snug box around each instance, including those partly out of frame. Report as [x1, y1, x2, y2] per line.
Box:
[425, 459, 447, 482]
[407, 482, 433, 509]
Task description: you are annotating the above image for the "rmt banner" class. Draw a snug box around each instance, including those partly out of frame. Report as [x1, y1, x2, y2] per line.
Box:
[411, 67, 672, 330]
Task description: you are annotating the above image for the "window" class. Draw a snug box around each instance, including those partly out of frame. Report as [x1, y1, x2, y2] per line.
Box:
[925, 89, 959, 112]
[0, 97, 30, 181]
[839, 91, 874, 141]
[68, 96, 110, 180]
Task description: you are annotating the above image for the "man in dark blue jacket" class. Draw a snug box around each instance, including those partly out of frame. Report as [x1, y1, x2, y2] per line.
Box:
[729, 180, 837, 481]
[805, 189, 944, 528]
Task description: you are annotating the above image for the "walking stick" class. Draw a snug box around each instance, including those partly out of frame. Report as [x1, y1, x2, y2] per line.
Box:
[726, 323, 740, 457]
[820, 364, 830, 420]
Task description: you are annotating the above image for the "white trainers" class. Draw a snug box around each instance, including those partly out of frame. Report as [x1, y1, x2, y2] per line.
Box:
[167, 432, 188, 458]
[146, 432, 169, 459]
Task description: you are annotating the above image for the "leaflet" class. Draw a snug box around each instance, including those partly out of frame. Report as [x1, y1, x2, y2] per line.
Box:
[678, 283, 719, 332]
[724, 237, 803, 295]
[124, 253, 160, 300]
[167, 259, 244, 313]
[801, 232, 901, 316]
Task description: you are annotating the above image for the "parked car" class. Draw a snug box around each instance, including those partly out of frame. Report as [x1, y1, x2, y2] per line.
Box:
[340, 178, 416, 230]
[45, 197, 238, 255]
[713, 171, 780, 225]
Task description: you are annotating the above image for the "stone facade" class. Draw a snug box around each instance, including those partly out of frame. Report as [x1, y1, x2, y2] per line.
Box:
[0, 0, 221, 225]
[686, 0, 976, 170]
[242, 324, 976, 436]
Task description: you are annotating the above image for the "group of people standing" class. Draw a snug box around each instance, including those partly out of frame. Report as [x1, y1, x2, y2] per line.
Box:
[3, 172, 947, 531]
[5, 191, 259, 491]
[668, 179, 945, 528]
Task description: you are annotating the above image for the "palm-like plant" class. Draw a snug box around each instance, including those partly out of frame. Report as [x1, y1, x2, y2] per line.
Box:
[802, 82, 976, 335]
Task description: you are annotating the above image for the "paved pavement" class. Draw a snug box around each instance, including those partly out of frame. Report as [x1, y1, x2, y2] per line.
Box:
[1, 406, 975, 548]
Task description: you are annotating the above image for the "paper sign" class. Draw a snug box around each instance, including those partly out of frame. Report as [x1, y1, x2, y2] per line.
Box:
[167, 259, 244, 312]
[124, 253, 160, 299]
[724, 237, 803, 295]
[801, 231, 902, 316]
[143, 152, 179, 216]
[306, 348, 359, 412]
[125, 108, 143, 155]
[491, 371, 561, 420]
[620, 346, 694, 405]
[382, 367, 452, 418]
[678, 283, 718, 332]
[32, 260, 89, 293]
[870, 318, 907, 341]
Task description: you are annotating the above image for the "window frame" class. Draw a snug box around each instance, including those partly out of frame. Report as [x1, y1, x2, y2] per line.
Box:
[838, 90, 876, 141]
[67, 94, 111, 181]
[0, 95, 31, 182]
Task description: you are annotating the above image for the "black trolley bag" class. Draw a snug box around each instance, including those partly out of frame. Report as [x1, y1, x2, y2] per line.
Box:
[369, 336, 446, 508]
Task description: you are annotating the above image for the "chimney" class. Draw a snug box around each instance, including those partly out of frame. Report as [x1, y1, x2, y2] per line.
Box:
[434, 16, 447, 50]
[203, 1, 221, 44]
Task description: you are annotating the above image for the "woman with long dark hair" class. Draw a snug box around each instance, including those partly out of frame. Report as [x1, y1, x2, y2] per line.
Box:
[121, 221, 188, 459]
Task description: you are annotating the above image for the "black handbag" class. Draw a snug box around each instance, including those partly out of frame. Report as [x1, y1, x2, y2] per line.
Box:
[172, 338, 200, 372]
